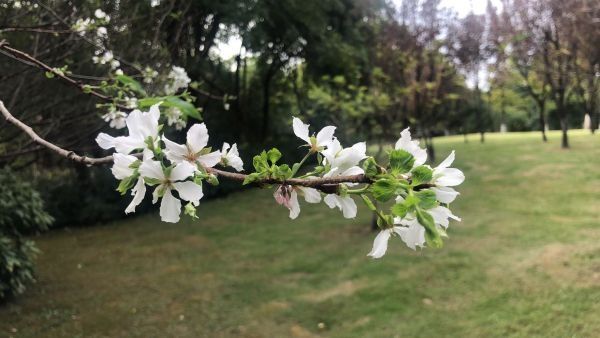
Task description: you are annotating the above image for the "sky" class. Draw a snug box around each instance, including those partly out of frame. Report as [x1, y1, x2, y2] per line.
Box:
[438, 0, 503, 17]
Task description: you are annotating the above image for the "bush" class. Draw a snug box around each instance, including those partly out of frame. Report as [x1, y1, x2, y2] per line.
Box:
[0, 169, 53, 300]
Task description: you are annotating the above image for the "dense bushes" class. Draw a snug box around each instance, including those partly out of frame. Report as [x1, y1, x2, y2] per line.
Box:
[0, 169, 53, 300]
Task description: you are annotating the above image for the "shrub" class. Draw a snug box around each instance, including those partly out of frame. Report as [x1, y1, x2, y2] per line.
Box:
[0, 169, 53, 300]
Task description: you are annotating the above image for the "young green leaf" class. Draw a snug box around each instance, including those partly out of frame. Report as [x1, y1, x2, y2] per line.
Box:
[416, 208, 443, 248]
[389, 149, 414, 174]
[371, 178, 400, 202]
[267, 148, 282, 164]
[411, 165, 433, 185]
[415, 190, 437, 209]
[362, 157, 379, 179]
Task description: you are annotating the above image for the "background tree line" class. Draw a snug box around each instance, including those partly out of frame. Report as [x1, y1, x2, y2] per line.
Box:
[0, 0, 598, 226]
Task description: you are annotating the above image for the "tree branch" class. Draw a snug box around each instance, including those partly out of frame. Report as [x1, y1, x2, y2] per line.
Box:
[0, 100, 376, 192]
[0, 42, 130, 110]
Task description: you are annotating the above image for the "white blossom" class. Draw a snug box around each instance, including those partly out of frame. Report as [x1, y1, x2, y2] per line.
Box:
[395, 127, 427, 167]
[96, 103, 161, 159]
[220, 142, 244, 172]
[164, 66, 191, 94]
[164, 107, 186, 130]
[92, 51, 114, 65]
[124, 96, 138, 109]
[111, 153, 146, 214]
[274, 185, 321, 219]
[94, 9, 107, 19]
[320, 139, 367, 219]
[72, 18, 93, 35]
[142, 67, 158, 84]
[139, 160, 201, 223]
[162, 123, 221, 170]
[431, 151, 465, 203]
[292, 117, 336, 152]
[96, 26, 107, 39]
[102, 109, 127, 129]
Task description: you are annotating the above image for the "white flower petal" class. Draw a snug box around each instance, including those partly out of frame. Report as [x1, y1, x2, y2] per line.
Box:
[162, 136, 188, 163]
[334, 142, 367, 170]
[139, 160, 165, 180]
[113, 136, 144, 154]
[298, 187, 321, 203]
[395, 127, 427, 167]
[432, 186, 459, 204]
[125, 109, 158, 141]
[159, 189, 181, 223]
[96, 133, 115, 149]
[393, 221, 426, 250]
[125, 178, 146, 214]
[435, 168, 465, 187]
[316, 126, 336, 147]
[324, 194, 357, 219]
[111, 153, 136, 179]
[367, 229, 392, 258]
[170, 162, 196, 181]
[437, 150, 455, 170]
[173, 181, 203, 206]
[292, 117, 311, 144]
[186, 123, 209, 154]
[288, 189, 301, 219]
[198, 151, 222, 168]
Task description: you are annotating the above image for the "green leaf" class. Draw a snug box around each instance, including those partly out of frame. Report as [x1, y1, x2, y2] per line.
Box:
[44, 71, 55, 79]
[362, 157, 379, 179]
[116, 74, 146, 95]
[416, 208, 442, 248]
[164, 96, 201, 120]
[252, 153, 269, 172]
[371, 178, 400, 202]
[415, 190, 437, 209]
[243, 173, 262, 185]
[411, 165, 433, 185]
[391, 202, 409, 218]
[389, 149, 414, 174]
[272, 164, 292, 180]
[267, 148, 282, 164]
[116, 175, 138, 195]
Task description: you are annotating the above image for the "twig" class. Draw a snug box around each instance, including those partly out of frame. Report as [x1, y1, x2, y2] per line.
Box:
[0, 43, 130, 110]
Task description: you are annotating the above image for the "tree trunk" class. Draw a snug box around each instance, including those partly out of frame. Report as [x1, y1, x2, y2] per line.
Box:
[538, 100, 548, 142]
[560, 116, 569, 148]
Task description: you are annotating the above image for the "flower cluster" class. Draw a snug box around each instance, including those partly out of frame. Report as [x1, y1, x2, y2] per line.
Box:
[269, 119, 464, 258]
[96, 103, 243, 223]
[98, 109, 464, 258]
[164, 66, 191, 95]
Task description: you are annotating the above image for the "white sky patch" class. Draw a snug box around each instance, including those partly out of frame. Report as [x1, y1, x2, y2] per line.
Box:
[439, 0, 503, 17]
[212, 34, 243, 61]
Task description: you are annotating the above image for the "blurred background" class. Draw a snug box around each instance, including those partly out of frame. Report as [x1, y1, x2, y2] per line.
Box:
[0, 0, 598, 337]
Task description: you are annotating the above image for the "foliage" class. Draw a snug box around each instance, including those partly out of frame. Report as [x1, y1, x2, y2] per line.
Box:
[0, 169, 53, 300]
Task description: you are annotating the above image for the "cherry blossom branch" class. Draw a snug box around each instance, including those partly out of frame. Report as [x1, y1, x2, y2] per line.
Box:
[0, 41, 130, 110]
[0, 99, 377, 192]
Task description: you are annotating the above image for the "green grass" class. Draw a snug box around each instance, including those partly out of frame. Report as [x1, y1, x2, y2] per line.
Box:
[1, 130, 599, 338]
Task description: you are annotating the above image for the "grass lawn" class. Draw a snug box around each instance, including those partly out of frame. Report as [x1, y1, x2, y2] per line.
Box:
[1, 130, 599, 338]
